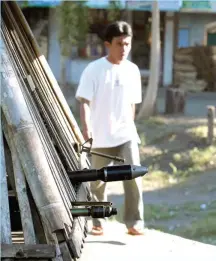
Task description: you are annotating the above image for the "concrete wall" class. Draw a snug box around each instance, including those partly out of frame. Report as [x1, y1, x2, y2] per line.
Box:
[178, 13, 216, 46]
[163, 12, 175, 86]
[69, 59, 93, 85]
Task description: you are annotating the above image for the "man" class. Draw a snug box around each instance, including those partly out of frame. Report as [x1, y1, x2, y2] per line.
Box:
[75, 21, 144, 236]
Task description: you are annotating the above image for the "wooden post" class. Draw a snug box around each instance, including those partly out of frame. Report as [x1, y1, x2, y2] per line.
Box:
[165, 88, 187, 114]
[207, 106, 215, 145]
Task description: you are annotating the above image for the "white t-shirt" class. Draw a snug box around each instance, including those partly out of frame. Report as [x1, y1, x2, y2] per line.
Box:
[75, 57, 142, 148]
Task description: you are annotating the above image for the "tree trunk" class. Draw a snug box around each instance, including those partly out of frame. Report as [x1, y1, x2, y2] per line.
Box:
[165, 88, 186, 114]
[32, 19, 48, 40]
[137, 1, 160, 119]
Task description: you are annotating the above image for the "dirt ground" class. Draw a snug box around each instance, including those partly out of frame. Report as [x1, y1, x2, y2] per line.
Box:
[60, 85, 216, 260]
[106, 115, 216, 245]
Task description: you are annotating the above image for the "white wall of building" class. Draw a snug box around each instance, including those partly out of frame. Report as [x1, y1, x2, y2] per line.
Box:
[163, 12, 175, 86]
[178, 13, 216, 47]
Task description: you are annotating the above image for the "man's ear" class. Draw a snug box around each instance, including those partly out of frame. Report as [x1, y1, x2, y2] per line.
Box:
[104, 41, 111, 49]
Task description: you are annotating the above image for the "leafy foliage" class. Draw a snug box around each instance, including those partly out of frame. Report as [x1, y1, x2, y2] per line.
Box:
[57, 1, 89, 56]
[107, 1, 123, 22]
[57, 0, 125, 56]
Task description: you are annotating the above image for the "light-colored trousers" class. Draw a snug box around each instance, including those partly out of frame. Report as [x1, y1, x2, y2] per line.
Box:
[90, 140, 144, 229]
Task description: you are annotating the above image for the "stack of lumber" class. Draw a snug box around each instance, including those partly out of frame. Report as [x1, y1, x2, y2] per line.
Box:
[1, 1, 91, 260]
[173, 47, 207, 92]
[192, 46, 216, 92]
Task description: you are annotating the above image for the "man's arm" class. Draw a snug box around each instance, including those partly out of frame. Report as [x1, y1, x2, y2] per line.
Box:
[131, 65, 142, 120]
[131, 104, 136, 120]
[75, 64, 94, 140]
[80, 98, 92, 141]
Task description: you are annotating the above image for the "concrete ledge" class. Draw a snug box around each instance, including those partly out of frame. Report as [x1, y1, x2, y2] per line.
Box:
[80, 222, 216, 261]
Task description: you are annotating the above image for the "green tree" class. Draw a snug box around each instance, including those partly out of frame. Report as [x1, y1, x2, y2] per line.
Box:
[56, 0, 124, 85]
[57, 0, 124, 57]
[56, 1, 89, 85]
[107, 0, 123, 22]
[57, 1, 89, 56]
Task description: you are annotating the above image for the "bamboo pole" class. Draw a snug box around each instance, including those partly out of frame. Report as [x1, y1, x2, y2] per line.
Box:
[1, 3, 91, 258]
[2, 2, 89, 172]
[1, 40, 72, 244]
[2, 113, 37, 244]
[0, 38, 12, 245]
[207, 106, 215, 145]
[10, 1, 85, 145]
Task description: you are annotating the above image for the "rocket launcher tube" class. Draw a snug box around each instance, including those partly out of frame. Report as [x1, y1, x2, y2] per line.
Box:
[68, 165, 148, 183]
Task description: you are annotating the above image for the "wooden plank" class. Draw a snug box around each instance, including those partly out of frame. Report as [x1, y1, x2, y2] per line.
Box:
[59, 242, 73, 261]
[0, 129, 12, 245]
[2, 117, 37, 244]
[1, 244, 56, 258]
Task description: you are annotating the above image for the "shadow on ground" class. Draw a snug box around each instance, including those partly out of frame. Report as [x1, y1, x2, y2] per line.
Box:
[86, 240, 126, 246]
[107, 169, 216, 245]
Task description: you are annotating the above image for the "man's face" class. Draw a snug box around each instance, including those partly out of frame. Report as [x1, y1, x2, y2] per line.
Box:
[105, 35, 132, 62]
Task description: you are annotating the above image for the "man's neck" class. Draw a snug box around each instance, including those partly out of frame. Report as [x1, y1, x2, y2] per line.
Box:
[106, 55, 121, 65]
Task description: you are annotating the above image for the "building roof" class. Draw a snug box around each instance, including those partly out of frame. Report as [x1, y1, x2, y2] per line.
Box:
[18, 0, 216, 13]
[87, 0, 182, 11]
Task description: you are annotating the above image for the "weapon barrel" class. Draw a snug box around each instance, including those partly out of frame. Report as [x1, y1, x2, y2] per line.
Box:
[68, 165, 148, 183]
[71, 206, 117, 218]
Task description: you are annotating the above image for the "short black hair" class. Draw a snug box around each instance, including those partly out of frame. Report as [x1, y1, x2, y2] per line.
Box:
[104, 21, 133, 43]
